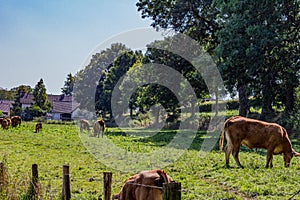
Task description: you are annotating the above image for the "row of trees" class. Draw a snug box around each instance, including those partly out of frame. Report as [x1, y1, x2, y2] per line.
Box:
[74, 0, 299, 126]
[136, 0, 300, 120]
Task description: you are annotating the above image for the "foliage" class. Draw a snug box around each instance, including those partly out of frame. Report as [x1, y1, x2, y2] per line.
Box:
[61, 73, 75, 96]
[32, 79, 51, 112]
[136, 0, 219, 53]
[0, 110, 3, 117]
[11, 85, 32, 116]
[23, 79, 52, 119]
[0, 89, 15, 100]
[136, 0, 300, 119]
[74, 43, 130, 112]
[95, 49, 143, 118]
[215, 0, 300, 118]
[22, 105, 45, 121]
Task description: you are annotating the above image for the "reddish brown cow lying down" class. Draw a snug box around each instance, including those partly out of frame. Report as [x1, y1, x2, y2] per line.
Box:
[112, 170, 173, 200]
[220, 116, 300, 168]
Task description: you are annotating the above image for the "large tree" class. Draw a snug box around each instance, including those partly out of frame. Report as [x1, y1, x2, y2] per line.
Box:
[137, 0, 300, 118]
[95, 50, 143, 118]
[216, 0, 300, 118]
[32, 79, 51, 113]
[74, 43, 130, 112]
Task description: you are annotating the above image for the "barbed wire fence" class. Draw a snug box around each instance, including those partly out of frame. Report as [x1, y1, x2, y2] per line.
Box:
[0, 162, 300, 200]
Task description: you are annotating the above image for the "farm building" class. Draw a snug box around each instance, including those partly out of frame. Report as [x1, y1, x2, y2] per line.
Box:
[50, 100, 80, 121]
[19, 93, 80, 121]
[0, 100, 13, 116]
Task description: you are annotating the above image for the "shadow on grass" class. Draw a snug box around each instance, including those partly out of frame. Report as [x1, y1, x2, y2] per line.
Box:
[105, 127, 300, 155]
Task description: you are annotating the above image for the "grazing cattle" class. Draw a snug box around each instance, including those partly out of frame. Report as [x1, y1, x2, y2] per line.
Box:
[11, 116, 22, 127]
[93, 119, 105, 138]
[5, 118, 11, 127]
[35, 122, 42, 133]
[220, 116, 300, 168]
[79, 119, 90, 132]
[112, 170, 173, 200]
[1, 118, 9, 130]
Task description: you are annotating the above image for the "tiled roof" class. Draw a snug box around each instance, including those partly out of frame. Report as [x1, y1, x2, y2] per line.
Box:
[52, 101, 80, 114]
[0, 100, 13, 114]
[48, 94, 73, 102]
[20, 93, 73, 105]
[19, 93, 80, 114]
[20, 93, 34, 104]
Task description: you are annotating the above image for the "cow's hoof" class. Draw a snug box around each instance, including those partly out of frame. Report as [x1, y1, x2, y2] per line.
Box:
[224, 164, 230, 168]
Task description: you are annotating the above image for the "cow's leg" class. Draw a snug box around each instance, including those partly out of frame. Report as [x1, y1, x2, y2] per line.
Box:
[225, 144, 232, 168]
[266, 149, 274, 168]
[232, 144, 244, 168]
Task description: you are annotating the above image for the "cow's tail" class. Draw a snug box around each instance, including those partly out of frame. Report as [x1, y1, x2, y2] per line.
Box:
[220, 127, 225, 153]
[220, 119, 230, 153]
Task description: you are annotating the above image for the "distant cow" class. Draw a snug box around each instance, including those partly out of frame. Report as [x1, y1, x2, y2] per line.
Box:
[0, 118, 9, 130]
[220, 116, 300, 168]
[11, 116, 22, 127]
[35, 122, 42, 133]
[112, 169, 173, 200]
[93, 119, 105, 138]
[5, 118, 11, 127]
[79, 119, 90, 132]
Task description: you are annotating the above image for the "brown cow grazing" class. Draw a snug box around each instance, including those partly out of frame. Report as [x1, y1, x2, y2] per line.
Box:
[11, 116, 22, 127]
[5, 118, 11, 127]
[35, 122, 42, 133]
[1, 118, 9, 130]
[220, 116, 300, 168]
[93, 119, 105, 138]
[79, 119, 90, 132]
[112, 169, 173, 200]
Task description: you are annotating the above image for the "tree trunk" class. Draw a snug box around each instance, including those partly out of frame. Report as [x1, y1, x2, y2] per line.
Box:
[284, 84, 295, 114]
[261, 77, 274, 120]
[237, 81, 249, 117]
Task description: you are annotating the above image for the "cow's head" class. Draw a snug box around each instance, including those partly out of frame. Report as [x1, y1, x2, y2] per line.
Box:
[284, 150, 300, 167]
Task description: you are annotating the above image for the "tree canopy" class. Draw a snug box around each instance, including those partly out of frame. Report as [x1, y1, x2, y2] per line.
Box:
[137, 0, 300, 119]
[61, 73, 75, 96]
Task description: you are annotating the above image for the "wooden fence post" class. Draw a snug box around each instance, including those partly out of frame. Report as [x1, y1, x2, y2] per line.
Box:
[162, 182, 181, 200]
[62, 165, 71, 200]
[103, 172, 112, 200]
[29, 164, 39, 200]
[0, 162, 6, 192]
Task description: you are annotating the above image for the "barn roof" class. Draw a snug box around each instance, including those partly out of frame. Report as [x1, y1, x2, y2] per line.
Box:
[19, 93, 80, 114]
[52, 101, 80, 114]
[20, 93, 74, 104]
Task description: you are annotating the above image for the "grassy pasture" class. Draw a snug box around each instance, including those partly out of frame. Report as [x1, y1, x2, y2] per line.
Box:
[0, 122, 300, 199]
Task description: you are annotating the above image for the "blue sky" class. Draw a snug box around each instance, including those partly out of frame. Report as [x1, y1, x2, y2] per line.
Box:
[0, 0, 157, 94]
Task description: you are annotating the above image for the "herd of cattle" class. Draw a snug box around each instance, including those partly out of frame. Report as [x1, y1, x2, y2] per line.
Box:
[79, 119, 106, 138]
[0, 115, 22, 129]
[0, 115, 299, 199]
[0, 115, 43, 133]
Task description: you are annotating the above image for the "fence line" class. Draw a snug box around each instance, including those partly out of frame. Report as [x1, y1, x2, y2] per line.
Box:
[0, 163, 184, 200]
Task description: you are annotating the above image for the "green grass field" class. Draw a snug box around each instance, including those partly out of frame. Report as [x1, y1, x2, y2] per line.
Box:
[0, 122, 300, 199]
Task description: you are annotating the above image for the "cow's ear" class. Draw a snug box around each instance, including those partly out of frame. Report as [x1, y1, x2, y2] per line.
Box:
[292, 150, 300, 156]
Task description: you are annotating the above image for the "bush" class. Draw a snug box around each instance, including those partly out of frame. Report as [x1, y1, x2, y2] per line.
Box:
[199, 100, 240, 112]
[22, 105, 47, 121]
